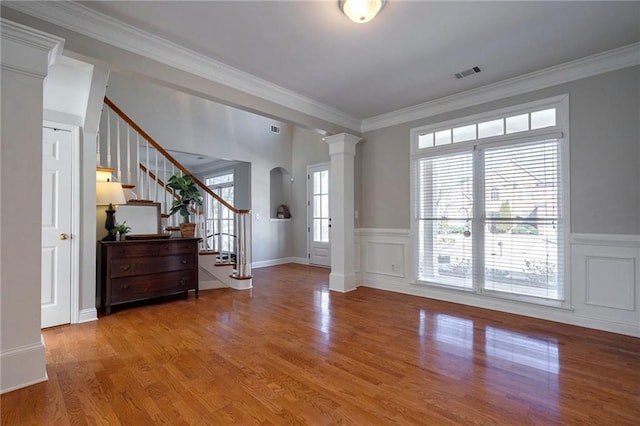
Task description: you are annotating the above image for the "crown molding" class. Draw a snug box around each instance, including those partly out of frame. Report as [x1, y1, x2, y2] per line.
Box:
[361, 42, 640, 133]
[5, 2, 638, 135]
[5, 1, 361, 132]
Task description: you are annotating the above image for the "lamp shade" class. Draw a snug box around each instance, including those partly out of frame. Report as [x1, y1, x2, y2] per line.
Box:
[340, 0, 385, 23]
[96, 181, 126, 206]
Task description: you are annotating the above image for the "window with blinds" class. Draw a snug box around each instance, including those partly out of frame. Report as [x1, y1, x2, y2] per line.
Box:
[412, 95, 568, 304]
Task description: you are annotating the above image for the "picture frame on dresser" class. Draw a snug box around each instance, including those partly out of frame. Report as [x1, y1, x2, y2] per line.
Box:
[115, 201, 161, 235]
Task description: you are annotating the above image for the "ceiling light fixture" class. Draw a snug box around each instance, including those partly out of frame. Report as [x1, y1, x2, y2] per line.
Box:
[339, 0, 386, 24]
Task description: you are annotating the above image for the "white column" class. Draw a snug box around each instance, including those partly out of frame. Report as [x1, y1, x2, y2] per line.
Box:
[323, 133, 362, 293]
[1, 19, 64, 393]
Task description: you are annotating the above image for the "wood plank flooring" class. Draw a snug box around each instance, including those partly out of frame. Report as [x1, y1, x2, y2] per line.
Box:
[2, 264, 639, 425]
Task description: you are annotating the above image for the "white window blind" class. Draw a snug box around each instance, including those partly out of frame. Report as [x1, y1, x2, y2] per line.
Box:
[483, 140, 563, 300]
[417, 153, 474, 289]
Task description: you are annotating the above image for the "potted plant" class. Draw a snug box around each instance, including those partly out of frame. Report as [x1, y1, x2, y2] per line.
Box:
[167, 174, 203, 238]
[111, 221, 131, 241]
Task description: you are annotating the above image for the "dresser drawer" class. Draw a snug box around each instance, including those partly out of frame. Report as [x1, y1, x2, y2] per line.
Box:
[110, 270, 197, 303]
[157, 241, 197, 256]
[110, 254, 195, 278]
[110, 244, 159, 259]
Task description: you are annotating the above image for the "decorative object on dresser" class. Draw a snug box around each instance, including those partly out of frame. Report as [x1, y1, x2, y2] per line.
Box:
[167, 174, 203, 238]
[99, 238, 200, 315]
[111, 222, 131, 241]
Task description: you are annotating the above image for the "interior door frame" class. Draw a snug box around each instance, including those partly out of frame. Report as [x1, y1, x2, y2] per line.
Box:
[43, 120, 81, 325]
[307, 162, 330, 267]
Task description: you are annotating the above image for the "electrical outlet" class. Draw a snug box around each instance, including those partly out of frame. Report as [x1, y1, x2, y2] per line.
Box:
[391, 263, 395, 272]
[256, 213, 260, 220]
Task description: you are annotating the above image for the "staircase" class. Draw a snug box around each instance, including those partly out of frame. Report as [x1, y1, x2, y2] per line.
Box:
[97, 97, 252, 289]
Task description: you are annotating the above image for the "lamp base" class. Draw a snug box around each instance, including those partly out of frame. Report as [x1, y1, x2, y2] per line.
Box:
[104, 203, 116, 239]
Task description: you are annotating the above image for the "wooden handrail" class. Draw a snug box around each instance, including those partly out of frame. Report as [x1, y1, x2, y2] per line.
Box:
[104, 96, 244, 215]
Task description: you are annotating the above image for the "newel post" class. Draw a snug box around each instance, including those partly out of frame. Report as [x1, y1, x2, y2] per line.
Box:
[323, 133, 362, 293]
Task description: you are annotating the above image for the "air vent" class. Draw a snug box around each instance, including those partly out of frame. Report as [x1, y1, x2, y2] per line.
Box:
[454, 66, 481, 79]
[270, 124, 280, 134]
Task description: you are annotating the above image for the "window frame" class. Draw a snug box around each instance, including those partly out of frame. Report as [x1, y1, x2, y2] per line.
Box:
[410, 95, 571, 309]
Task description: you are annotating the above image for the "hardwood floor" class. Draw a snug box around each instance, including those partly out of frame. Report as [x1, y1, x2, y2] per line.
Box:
[2, 264, 639, 425]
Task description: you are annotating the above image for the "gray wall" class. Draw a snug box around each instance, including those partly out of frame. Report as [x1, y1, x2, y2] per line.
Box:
[359, 66, 640, 235]
[291, 127, 331, 259]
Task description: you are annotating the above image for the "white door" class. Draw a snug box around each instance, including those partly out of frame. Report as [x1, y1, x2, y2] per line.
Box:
[308, 163, 331, 267]
[41, 126, 72, 328]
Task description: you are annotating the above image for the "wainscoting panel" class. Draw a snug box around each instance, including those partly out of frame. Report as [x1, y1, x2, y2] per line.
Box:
[365, 242, 405, 278]
[356, 229, 411, 287]
[571, 234, 640, 331]
[585, 256, 635, 310]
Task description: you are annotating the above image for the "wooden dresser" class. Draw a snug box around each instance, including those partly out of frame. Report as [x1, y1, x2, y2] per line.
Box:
[99, 238, 200, 315]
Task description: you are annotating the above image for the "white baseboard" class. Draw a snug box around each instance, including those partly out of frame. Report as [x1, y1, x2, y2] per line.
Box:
[1, 335, 48, 394]
[77, 308, 97, 323]
[356, 229, 640, 337]
[199, 280, 227, 290]
[252, 257, 308, 269]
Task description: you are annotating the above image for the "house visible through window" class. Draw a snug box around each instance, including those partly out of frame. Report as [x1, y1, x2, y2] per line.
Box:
[411, 96, 568, 305]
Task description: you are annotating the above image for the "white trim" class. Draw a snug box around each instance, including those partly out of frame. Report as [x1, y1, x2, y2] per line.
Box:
[357, 229, 638, 337]
[77, 308, 97, 323]
[4, 2, 361, 133]
[44, 121, 81, 325]
[0, 335, 48, 394]
[362, 277, 638, 337]
[252, 257, 308, 269]
[356, 228, 410, 238]
[198, 280, 227, 291]
[363, 43, 640, 132]
[572, 233, 640, 248]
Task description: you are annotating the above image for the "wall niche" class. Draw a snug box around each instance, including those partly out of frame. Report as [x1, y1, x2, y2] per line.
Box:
[270, 167, 292, 220]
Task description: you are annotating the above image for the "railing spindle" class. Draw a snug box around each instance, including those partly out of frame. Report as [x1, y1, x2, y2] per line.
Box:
[116, 117, 121, 182]
[106, 109, 111, 169]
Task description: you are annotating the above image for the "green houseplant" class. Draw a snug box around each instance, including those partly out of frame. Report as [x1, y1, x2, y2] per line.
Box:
[111, 221, 131, 241]
[167, 174, 203, 238]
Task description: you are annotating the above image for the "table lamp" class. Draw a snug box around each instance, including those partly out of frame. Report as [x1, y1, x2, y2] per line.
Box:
[96, 180, 126, 239]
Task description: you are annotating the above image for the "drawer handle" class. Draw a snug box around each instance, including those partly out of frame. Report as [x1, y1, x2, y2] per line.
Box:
[179, 278, 185, 286]
[121, 265, 131, 271]
[181, 260, 188, 264]
[121, 283, 130, 289]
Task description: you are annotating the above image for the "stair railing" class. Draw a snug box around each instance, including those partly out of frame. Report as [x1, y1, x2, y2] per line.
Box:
[97, 96, 251, 278]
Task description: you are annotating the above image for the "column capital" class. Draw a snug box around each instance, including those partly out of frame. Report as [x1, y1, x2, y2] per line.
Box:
[1, 19, 65, 78]
[323, 133, 362, 156]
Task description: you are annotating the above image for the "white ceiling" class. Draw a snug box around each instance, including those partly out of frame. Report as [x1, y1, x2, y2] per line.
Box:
[73, 1, 640, 121]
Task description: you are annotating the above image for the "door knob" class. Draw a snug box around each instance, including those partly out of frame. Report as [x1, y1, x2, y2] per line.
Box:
[59, 233, 70, 240]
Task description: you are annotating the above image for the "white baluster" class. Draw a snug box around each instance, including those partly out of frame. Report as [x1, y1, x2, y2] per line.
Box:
[126, 127, 131, 184]
[146, 143, 150, 200]
[116, 117, 121, 182]
[106, 109, 111, 169]
[96, 130, 101, 166]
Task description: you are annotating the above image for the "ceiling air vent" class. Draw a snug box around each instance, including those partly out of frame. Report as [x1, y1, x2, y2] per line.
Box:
[270, 124, 280, 134]
[454, 66, 481, 79]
